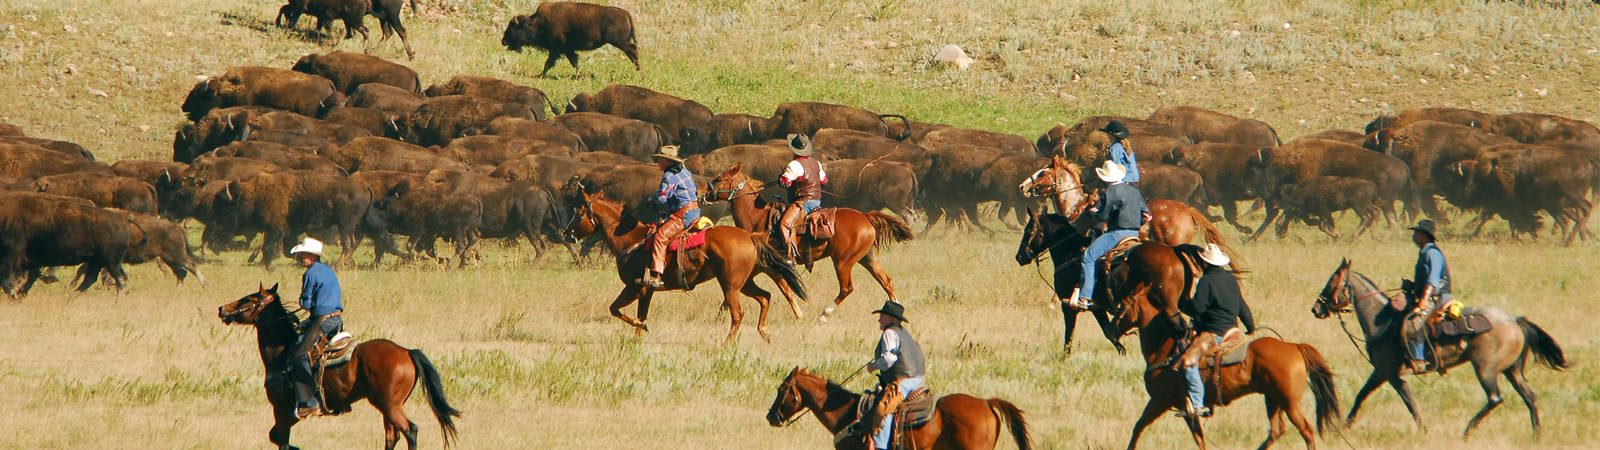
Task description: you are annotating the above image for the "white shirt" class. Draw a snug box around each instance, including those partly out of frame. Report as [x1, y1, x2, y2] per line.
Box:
[872, 328, 900, 371]
[779, 158, 828, 186]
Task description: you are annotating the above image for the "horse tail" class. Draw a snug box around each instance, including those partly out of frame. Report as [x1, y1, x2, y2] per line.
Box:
[1517, 317, 1568, 370]
[863, 211, 914, 249]
[409, 349, 462, 448]
[1296, 343, 1342, 435]
[986, 398, 1032, 450]
[750, 233, 808, 302]
[1184, 205, 1243, 271]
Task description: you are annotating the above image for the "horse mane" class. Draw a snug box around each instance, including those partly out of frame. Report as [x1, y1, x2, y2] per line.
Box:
[261, 291, 303, 336]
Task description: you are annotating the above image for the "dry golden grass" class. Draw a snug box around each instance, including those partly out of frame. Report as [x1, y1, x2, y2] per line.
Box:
[0, 0, 1597, 448]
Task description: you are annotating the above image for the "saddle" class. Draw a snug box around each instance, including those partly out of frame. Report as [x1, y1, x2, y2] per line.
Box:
[847, 387, 936, 450]
[309, 331, 357, 416]
[803, 208, 840, 240]
[1202, 328, 1251, 370]
[1429, 313, 1491, 339]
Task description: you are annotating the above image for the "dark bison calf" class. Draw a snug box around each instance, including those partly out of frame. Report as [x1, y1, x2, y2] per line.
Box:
[502, 2, 640, 77]
[1273, 176, 1379, 241]
[77, 210, 205, 288]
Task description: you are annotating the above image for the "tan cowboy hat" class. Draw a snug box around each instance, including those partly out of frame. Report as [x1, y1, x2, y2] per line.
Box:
[651, 145, 685, 163]
[787, 134, 814, 157]
[1094, 160, 1126, 183]
[1198, 243, 1230, 267]
[289, 237, 324, 257]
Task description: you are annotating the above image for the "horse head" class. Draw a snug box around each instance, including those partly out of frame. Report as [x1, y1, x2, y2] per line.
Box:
[1019, 155, 1090, 220]
[705, 163, 755, 203]
[1313, 258, 1355, 319]
[218, 283, 281, 325]
[563, 190, 606, 241]
[1110, 287, 1157, 337]
[1015, 208, 1087, 267]
[766, 367, 813, 427]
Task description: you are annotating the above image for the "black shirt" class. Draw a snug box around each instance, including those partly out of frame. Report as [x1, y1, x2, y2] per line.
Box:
[1180, 265, 1257, 335]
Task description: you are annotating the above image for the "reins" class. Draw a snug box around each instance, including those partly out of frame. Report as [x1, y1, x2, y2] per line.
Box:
[780, 362, 871, 428]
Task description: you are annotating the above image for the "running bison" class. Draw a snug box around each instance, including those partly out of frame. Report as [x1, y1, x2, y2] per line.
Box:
[501, 2, 640, 77]
[292, 50, 420, 94]
[566, 84, 713, 145]
[1146, 105, 1281, 148]
[424, 75, 551, 121]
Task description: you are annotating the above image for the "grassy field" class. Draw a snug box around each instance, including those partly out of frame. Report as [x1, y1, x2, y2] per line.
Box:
[1, 0, 1598, 448]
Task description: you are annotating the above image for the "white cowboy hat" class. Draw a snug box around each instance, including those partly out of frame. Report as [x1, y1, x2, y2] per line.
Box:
[289, 237, 324, 257]
[651, 145, 685, 163]
[1198, 243, 1230, 267]
[1094, 160, 1127, 183]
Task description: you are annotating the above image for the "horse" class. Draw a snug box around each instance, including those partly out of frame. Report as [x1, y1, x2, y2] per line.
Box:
[1312, 259, 1568, 436]
[704, 163, 915, 321]
[766, 367, 1032, 450]
[1019, 154, 1240, 268]
[564, 191, 808, 344]
[1108, 261, 1341, 450]
[1015, 208, 1127, 355]
[217, 284, 460, 450]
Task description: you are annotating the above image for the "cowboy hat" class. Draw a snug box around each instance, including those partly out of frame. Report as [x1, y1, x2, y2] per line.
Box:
[1094, 160, 1127, 183]
[870, 301, 909, 323]
[788, 134, 814, 157]
[1408, 219, 1437, 240]
[1198, 243, 1230, 267]
[289, 237, 324, 257]
[1100, 120, 1131, 139]
[651, 145, 685, 163]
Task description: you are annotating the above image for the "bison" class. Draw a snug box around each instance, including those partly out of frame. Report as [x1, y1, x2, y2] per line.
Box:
[822, 159, 920, 223]
[394, 95, 538, 147]
[566, 84, 713, 145]
[212, 170, 374, 266]
[1165, 142, 1262, 233]
[1364, 107, 1491, 134]
[347, 82, 424, 115]
[211, 141, 344, 173]
[182, 67, 343, 122]
[0, 142, 111, 178]
[1486, 112, 1600, 148]
[1245, 139, 1412, 240]
[434, 135, 576, 168]
[765, 102, 910, 141]
[1440, 144, 1598, 243]
[424, 74, 551, 121]
[292, 50, 420, 94]
[501, 2, 640, 77]
[681, 113, 773, 155]
[173, 106, 277, 163]
[683, 144, 793, 183]
[1146, 106, 1281, 148]
[321, 106, 400, 137]
[0, 191, 139, 298]
[0, 136, 94, 160]
[78, 209, 206, 287]
[34, 173, 160, 215]
[278, 0, 414, 58]
[810, 128, 927, 162]
[547, 112, 670, 162]
[1272, 176, 1380, 241]
[914, 126, 1035, 154]
[1367, 120, 1517, 223]
[368, 187, 482, 266]
[323, 137, 472, 173]
[1035, 115, 1189, 158]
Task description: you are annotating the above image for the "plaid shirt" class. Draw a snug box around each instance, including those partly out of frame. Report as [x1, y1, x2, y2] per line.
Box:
[654, 166, 700, 221]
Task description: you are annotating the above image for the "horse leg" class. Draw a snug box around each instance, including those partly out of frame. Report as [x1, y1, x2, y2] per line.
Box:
[1505, 367, 1541, 435]
[822, 255, 857, 322]
[1257, 398, 1286, 450]
[1092, 308, 1128, 355]
[1125, 399, 1168, 450]
[1059, 307, 1079, 355]
[635, 289, 657, 338]
[269, 403, 299, 450]
[718, 276, 746, 345]
[1344, 370, 1386, 427]
[1387, 375, 1426, 432]
[1282, 395, 1317, 449]
[1183, 410, 1207, 450]
[1463, 366, 1505, 438]
[607, 287, 647, 332]
[738, 282, 773, 343]
[859, 252, 897, 303]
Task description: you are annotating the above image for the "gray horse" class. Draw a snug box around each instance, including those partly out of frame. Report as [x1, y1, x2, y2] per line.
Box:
[1312, 259, 1567, 437]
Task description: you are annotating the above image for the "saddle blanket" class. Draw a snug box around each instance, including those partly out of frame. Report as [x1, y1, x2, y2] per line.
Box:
[325, 332, 355, 367]
[897, 387, 936, 429]
[1430, 313, 1492, 339]
[667, 230, 707, 251]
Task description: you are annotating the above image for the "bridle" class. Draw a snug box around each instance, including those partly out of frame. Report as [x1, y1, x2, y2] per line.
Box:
[772, 363, 870, 428]
[705, 175, 757, 203]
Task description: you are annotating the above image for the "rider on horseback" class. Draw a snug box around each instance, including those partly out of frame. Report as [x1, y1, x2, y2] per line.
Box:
[777, 134, 828, 265]
[644, 145, 700, 289]
[1067, 160, 1147, 309]
[1404, 219, 1452, 373]
[1102, 120, 1140, 184]
[847, 301, 926, 450]
[289, 237, 344, 419]
[1176, 243, 1257, 418]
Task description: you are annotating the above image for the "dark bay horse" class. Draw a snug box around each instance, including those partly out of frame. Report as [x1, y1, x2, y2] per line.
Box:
[1015, 208, 1126, 355]
[705, 163, 915, 322]
[766, 367, 1032, 450]
[217, 284, 460, 450]
[1313, 259, 1568, 436]
[564, 191, 808, 344]
[1109, 260, 1341, 450]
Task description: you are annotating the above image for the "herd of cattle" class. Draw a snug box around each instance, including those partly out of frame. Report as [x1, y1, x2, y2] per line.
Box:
[1, 46, 1597, 298]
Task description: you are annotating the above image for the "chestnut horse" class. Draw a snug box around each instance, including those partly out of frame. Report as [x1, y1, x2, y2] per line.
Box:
[1105, 245, 1341, 450]
[564, 191, 808, 344]
[217, 284, 460, 450]
[705, 163, 915, 321]
[1313, 259, 1567, 436]
[1020, 154, 1241, 268]
[766, 367, 1032, 450]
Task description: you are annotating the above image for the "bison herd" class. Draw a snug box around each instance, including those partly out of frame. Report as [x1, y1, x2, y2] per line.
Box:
[2, 45, 1597, 299]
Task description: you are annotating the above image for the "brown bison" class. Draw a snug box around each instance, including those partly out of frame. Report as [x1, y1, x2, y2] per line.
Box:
[915, 144, 1005, 233]
[1146, 106, 1281, 147]
[810, 128, 927, 162]
[183, 155, 288, 188]
[683, 144, 793, 183]
[35, 173, 160, 215]
[347, 82, 424, 114]
[0, 191, 140, 298]
[1272, 176, 1380, 241]
[424, 74, 552, 121]
[292, 50, 420, 94]
[173, 106, 277, 163]
[434, 135, 576, 167]
[0, 136, 94, 160]
[681, 113, 773, 155]
[1245, 139, 1412, 240]
[182, 67, 343, 122]
[547, 112, 670, 162]
[501, 2, 640, 77]
[1291, 129, 1368, 147]
[1440, 144, 1598, 243]
[321, 106, 400, 136]
[1164, 142, 1262, 233]
[394, 95, 538, 147]
[414, 169, 573, 260]
[368, 187, 482, 266]
[111, 160, 189, 189]
[0, 121, 20, 136]
[1138, 163, 1205, 205]
[0, 176, 39, 191]
[476, 117, 587, 150]
[765, 102, 910, 141]
[0, 143, 111, 178]
[212, 170, 374, 266]
[823, 159, 920, 223]
[566, 84, 713, 144]
[278, 0, 414, 58]
[244, 110, 374, 145]
[323, 137, 472, 173]
[914, 126, 1036, 154]
[211, 141, 344, 173]
[79, 209, 206, 287]
[1364, 107, 1491, 134]
[1035, 115, 1190, 158]
[1367, 120, 1517, 223]
[1486, 112, 1600, 147]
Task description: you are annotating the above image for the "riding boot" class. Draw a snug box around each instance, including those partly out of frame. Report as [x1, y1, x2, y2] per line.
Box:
[642, 271, 665, 289]
[293, 381, 321, 418]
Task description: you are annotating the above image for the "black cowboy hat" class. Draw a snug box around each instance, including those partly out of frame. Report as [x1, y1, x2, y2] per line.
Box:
[870, 301, 909, 323]
[1100, 120, 1131, 140]
[1408, 219, 1437, 240]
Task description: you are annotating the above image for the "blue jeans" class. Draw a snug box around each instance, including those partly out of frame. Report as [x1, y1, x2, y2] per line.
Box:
[1185, 334, 1226, 410]
[293, 315, 344, 408]
[800, 199, 821, 214]
[1079, 229, 1139, 300]
[1406, 294, 1448, 361]
[874, 376, 924, 449]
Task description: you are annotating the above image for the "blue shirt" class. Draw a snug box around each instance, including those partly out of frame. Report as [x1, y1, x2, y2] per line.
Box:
[1413, 242, 1451, 300]
[655, 166, 700, 223]
[299, 262, 343, 316]
[1109, 142, 1140, 183]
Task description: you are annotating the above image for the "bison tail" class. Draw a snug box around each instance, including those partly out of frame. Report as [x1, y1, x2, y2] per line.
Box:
[1185, 205, 1242, 271]
[878, 114, 911, 140]
[863, 211, 914, 248]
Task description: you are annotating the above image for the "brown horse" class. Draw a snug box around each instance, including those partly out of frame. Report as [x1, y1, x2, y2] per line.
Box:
[1020, 154, 1241, 268]
[217, 284, 460, 450]
[1313, 259, 1567, 436]
[1105, 245, 1341, 450]
[704, 163, 915, 322]
[766, 367, 1032, 450]
[564, 191, 808, 344]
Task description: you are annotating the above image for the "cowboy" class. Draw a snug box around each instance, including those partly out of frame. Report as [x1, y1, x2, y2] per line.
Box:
[847, 301, 926, 450]
[1403, 219, 1452, 373]
[1102, 120, 1140, 184]
[1176, 243, 1257, 418]
[644, 145, 700, 288]
[1067, 160, 1147, 309]
[288, 237, 344, 419]
[777, 134, 828, 264]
